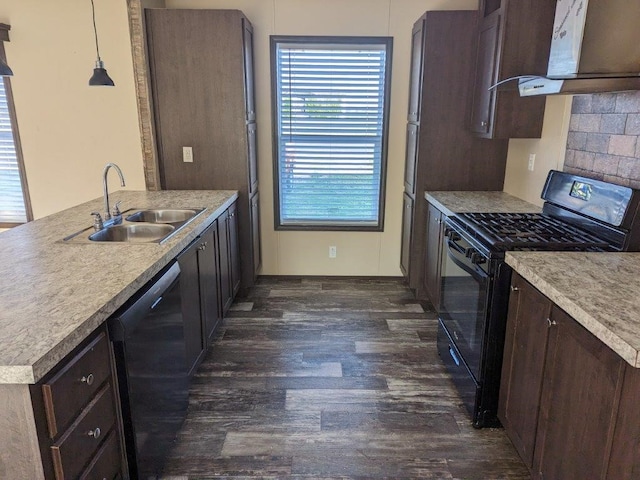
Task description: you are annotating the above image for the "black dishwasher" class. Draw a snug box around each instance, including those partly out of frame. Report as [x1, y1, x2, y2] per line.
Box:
[109, 261, 189, 479]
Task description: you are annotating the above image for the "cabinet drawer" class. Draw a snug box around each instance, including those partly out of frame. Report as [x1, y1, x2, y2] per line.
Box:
[51, 383, 116, 480]
[42, 331, 111, 438]
[78, 429, 121, 480]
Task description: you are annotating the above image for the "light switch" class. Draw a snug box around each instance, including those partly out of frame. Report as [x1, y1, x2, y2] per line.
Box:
[183, 146, 193, 163]
[528, 153, 536, 172]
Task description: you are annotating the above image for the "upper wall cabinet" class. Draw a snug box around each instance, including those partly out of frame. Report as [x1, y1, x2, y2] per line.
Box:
[469, 0, 556, 139]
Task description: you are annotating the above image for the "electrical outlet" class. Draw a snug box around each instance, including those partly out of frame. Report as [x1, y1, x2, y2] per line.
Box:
[329, 246, 337, 258]
[183, 146, 194, 163]
[528, 153, 536, 172]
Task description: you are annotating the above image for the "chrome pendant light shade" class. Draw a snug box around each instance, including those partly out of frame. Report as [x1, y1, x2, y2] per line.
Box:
[88, 0, 114, 86]
[0, 57, 12, 77]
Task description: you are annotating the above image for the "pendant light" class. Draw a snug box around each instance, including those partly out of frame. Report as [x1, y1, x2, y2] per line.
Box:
[0, 57, 12, 77]
[88, 0, 114, 86]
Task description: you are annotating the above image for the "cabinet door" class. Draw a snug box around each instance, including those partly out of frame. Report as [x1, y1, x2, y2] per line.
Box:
[498, 273, 553, 468]
[404, 123, 419, 195]
[228, 202, 241, 296]
[469, 12, 500, 137]
[247, 122, 258, 195]
[243, 18, 256, 122]
[534, 306, 625, 480]
[250, 192, 261, 277]
[177, 240, 204, 374]
[407, 21, 424, 123]
[198, 222, 221, 343]
[423, 203, 443, 310]
[217, 208, 232, 316]
[400, 193, 414, 278]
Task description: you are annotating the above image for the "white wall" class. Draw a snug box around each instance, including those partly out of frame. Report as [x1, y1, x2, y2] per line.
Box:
[503, 96, 573, 206]
[0, 1, 146, 219]
[166, 0, 479, 275]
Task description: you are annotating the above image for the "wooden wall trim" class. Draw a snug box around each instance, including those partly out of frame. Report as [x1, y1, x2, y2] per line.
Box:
[126, 0, 161, 191]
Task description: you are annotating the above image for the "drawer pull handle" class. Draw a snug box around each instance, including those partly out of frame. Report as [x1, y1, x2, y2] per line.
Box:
[88, 427, 101, 439]
[80, 374, 94, 386]
[510, 285, 519, 292]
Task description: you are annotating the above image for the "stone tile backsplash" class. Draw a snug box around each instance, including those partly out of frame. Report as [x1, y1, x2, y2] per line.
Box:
[564, 91, 640, 188]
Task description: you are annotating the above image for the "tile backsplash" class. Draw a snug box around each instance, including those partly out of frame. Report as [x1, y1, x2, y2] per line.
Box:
[564, 91, 640, 188]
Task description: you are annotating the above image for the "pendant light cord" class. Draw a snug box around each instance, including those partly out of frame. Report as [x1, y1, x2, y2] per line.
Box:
[90, 0, 101, 61]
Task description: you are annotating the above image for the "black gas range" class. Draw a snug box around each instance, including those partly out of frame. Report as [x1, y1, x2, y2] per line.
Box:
[436, 170, 640, 428]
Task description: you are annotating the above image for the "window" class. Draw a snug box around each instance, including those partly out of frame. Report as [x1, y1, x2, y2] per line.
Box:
[0, 25, 30, 227]
[271, 36, 392, 231]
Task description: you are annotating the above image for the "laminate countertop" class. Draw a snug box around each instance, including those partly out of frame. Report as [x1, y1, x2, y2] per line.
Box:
[506, 252, 640, 368]
[425, 191, 541, 217]
[0, 190, 238, 384]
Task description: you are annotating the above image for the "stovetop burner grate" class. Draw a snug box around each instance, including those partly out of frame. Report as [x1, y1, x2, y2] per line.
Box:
[455, 212, 612, 251]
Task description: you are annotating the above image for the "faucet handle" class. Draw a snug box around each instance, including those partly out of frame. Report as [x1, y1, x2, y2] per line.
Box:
[112, 200, 122, 217]
[90, 212, 104, 231]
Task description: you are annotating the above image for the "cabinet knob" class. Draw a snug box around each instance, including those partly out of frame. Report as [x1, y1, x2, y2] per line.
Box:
[87, 427, 101, 439]
[481, 121, 488, 127]
[80, 374, 94, 386]
[510, 285, 519, 292]
[547, 318, 557, 328]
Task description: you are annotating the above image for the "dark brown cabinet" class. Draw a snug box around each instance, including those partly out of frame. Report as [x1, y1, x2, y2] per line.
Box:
[218, 203, 241, 316]
[498, 273, 552, 468]
[250, 192, 261, 278]
[423, 202, 444, 311]
[177, 221, 222, 375]
[401, 10, 508, 296]
[146, 8, 260, 291]
[29, 327, 126, 480]
[469, 0, 556, 139]
[500, 273, 640, 479]
[400, 193, 413, 277]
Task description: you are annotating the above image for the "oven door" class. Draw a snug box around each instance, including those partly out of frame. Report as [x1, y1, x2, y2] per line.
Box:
[438, 226, 491, 381]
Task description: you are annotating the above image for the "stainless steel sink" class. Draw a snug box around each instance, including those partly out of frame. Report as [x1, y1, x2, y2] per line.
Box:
[126, 209, 200, 224]
[88, 224, 175, 243]
[63, 207, 206, 244]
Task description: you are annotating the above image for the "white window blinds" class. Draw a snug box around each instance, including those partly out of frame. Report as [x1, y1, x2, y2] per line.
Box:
[273, 39, 391, 229]
[0, 78, 27, 224]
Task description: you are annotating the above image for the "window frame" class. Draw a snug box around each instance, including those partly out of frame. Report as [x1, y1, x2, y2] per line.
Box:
[270, 35, 393, 232]
[0, 23, 32, 228]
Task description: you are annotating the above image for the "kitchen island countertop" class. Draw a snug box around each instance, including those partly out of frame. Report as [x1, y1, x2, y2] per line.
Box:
[0, 190, 237, 384]
[506, 251, 640, 368]
[425, 191, 541, 217]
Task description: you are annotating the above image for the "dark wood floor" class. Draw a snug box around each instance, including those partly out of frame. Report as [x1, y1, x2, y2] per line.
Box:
[161, 276, 529, 479]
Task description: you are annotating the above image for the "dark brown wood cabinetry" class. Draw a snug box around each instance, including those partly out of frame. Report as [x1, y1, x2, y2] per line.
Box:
[218, 204, 241, 315]
[146, 8, 260, 291]
[500, 273, 640, 479]
[423, 202, 444, 311]
[178, 221, 222, 375]
[469, 0, 556, 139]
[401, 10, 508, 296]
[29, 327, 126, 480]
[499, 274, 552, 468]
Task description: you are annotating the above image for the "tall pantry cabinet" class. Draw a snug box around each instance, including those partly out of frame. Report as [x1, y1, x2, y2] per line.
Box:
[145, 9, 261, 290]
[401, 10, 508, 296]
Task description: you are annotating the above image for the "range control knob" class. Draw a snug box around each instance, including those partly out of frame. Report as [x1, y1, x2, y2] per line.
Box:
[470, 252, 486, 265]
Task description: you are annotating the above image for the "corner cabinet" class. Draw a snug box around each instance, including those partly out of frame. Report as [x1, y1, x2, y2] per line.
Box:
[146, 8, 261, 291]
[469, 0, 556, 139]
[500, 273, 640, 479]
[401, 10, 508, 296]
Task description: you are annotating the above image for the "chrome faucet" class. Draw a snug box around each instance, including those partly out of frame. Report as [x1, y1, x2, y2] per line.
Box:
[102, 163, 126, 221]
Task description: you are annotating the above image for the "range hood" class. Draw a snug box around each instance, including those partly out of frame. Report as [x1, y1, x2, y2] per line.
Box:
[515, 0, 640, 96]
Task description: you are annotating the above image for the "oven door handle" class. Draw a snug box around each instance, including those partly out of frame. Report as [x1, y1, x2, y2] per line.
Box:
[446, 240, 489, 281]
